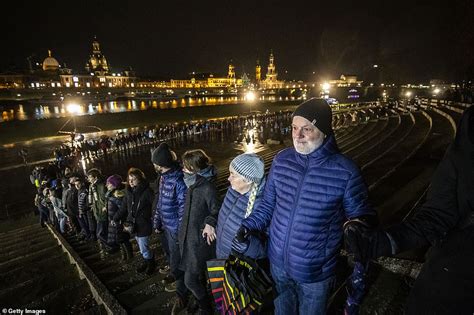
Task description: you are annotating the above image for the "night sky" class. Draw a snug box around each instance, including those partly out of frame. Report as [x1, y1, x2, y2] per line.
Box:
[2, 0, 473, 83]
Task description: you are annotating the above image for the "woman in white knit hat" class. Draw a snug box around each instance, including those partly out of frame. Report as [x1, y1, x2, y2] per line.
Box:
[215, 152, 267, 260]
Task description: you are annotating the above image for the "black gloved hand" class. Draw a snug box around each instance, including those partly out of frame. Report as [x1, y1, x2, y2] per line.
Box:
[231, 237, 249, 254]
[235, 225, 249, 243]
[344, 220, 393, 264]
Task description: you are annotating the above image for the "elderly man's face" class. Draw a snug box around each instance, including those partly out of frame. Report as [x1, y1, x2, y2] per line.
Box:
[292, 116, 325, 154]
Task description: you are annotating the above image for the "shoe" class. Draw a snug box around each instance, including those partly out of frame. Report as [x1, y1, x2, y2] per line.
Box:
[186, 296, 199, 314]
[146, 258, 156, 276]
[196, 296, 212, 315]
[136, 261, 147, 273]
[164, 281, 177, 293]
[159, 264, 170, 274]
[171, 295, 187, 315]
[161, 274, 175, 284]
[106, 246, 120, 254]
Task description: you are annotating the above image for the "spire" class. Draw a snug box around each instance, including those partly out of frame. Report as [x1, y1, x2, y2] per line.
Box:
[48, 50, 52, 57]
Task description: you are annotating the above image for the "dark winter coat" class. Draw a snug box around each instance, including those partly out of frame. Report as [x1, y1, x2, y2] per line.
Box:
[178, 175, 220, 274]
[386, 106, 474, 314]
[64, 186, 79, 216]
[152, 167, 187, 235]
[243, 135, 375, 283]
[106, 186, 126, 245]
[216, 185, 267, 260]
[89, 180, 107, 222]
[78, 186, 96, 232]
[117, 181, 154, 237]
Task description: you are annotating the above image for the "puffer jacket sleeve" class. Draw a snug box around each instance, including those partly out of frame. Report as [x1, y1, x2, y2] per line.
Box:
[176, 177, 187, 224]
[242, 162, 277, 231]
[152, 182, 162, 230]
[342, 163, 375, 219]
[113, 191, 129, 222]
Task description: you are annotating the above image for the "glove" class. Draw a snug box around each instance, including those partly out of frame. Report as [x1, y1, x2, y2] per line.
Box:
[231, 237, 249, 254]
[235, 225, 249, 243]
[344, 220, 393, 264]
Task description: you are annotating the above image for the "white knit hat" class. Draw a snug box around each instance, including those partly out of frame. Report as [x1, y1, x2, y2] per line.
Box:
[230, 153, 265, 184]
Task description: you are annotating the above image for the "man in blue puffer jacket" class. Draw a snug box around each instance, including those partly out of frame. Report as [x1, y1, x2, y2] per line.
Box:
[235, 98, 376, 315]
[151, 142, 187, 292]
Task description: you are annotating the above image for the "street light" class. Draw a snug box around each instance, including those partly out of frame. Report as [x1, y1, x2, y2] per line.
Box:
[66, 103, 81, 133]
[245, 91, 256, 102]
[245, 91, 257, 114]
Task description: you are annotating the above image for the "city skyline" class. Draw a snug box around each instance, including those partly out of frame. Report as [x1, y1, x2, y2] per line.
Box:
[2, 0, 473, 83]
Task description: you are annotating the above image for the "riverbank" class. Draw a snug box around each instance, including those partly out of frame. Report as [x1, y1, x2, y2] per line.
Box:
[0, 100, 300, 145]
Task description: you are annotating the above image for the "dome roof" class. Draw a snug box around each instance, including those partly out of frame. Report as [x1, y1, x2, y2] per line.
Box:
[43, 50, 59, 71]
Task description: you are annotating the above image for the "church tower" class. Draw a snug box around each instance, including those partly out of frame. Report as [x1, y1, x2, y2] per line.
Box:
[255, 59, 261, 82]
[266, 51, 277, 82]
[85, 37, 110, 75]
[228, 61, 236, 85]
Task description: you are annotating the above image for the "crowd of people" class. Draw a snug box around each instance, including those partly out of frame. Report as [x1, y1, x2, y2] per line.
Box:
[27, 99, 474, 314]
[43, 111, 293, 167]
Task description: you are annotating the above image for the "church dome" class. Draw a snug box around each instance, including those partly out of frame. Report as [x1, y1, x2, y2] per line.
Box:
[42, 50, 59, 71]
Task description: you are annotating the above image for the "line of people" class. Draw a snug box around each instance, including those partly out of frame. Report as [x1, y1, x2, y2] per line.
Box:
[32, 99, 372, 315]
[30, 98, 473, 314]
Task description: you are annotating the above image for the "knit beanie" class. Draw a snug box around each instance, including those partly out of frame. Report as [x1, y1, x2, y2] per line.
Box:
[292, 98, 333, 135]
[106, 174, 122, 188]
[151, 142, 174, 167]
[230, 153, 265, 184]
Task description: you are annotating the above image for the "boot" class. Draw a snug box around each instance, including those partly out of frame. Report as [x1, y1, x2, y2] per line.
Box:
[136, 260, 147, 273]
[98, 241, 107, 259]
[171, 295, 187, 315]
[123, 241, 134, 260]
[196, 296, 212, 315]
[120, 243, 128, 261]
[146, 258, 156, 276]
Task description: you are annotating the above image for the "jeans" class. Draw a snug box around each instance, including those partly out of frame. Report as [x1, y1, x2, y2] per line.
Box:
[165, 229, 181, 278]
[271, 264, 336, 315]
[58, 215, 67, 234]
[77, 214, 91, 238]
[38, 205, 49, 225]
[96, 220, 108, 244]
[135, 236, 152, 259]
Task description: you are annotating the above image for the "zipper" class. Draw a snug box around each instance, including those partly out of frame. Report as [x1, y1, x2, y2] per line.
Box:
[283, 154, 309, 270]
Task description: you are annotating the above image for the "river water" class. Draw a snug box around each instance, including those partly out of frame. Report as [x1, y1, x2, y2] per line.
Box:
[0, 95, 288, 122]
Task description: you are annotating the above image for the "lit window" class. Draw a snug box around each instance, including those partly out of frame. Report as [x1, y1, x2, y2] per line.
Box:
[73, 77, 79, 82]
[86, 82, 91, 87]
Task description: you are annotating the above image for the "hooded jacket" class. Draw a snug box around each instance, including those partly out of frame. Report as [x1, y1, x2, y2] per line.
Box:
[243, 135, 374, 283]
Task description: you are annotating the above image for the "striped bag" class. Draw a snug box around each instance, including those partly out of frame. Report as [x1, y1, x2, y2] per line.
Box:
[207, 254, 272, 314]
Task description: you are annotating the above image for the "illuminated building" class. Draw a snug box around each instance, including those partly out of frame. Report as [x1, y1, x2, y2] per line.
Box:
[255, 59, 261, 82]
[260, 51, 284, 89]
[328, 75, 363, 87]
[0, 38, 136, 89]
[42, 50, 60, 72]
[85, 37, 110, 75]
[168, 62, 243, 88]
